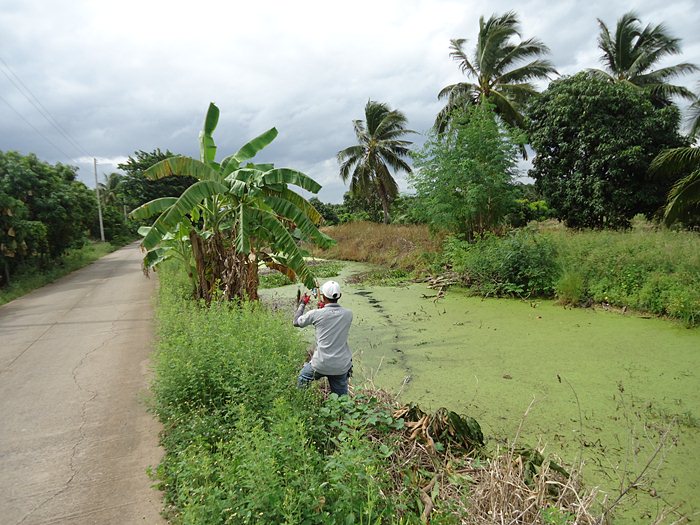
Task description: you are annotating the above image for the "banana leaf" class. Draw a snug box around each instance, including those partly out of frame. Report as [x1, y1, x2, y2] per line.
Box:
[141, 180, 229, 251]
[129, 197, 178, 221]
[199, 102, 219, 165]
[144, 156, 220, 182]
[265, 195, 335, 249]
[262, 168, 322, 193]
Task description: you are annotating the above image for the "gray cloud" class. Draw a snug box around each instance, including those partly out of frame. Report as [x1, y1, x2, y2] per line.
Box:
[1, 0, 698, 201]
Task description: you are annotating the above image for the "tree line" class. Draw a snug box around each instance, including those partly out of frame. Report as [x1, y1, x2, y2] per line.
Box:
[3, 10, 699, 295]
[336, 10, 700, 235]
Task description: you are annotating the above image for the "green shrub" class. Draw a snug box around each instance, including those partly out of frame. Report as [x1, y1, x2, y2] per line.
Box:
[443, 226, 700, 326]
[444, 229, 558, 297]
[555, 270, 585, 305]
[549, 228, 700, 325]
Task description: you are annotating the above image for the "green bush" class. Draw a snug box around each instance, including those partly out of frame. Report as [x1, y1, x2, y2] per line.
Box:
[442, 226, 700, 326]
[443, 229, 558, 297]
[555, 270, 585, 305]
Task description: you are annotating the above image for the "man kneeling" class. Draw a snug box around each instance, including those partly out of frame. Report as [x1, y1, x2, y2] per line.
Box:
[293, 280, 353, 396]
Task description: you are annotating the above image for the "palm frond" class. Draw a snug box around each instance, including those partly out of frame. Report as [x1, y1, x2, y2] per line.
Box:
[497, 59, 557, 84]
[664, 169, 700, 225]
[650, 147, 700, 177]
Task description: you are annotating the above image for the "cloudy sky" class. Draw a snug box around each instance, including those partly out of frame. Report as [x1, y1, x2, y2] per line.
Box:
[1, 0, 699, 203]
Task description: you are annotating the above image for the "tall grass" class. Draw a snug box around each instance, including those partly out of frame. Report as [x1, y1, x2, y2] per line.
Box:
[440, 225, 700, 326]
[307, 222, 442, 272]
[0, 241, 120, 305]
[549, 227, 700, 325]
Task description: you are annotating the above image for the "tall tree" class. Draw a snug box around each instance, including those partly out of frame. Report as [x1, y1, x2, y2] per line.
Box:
[529, 73, 685, 228]
[411, 103, 519, 241]
[435, 11, 557, 133]
[591, 11, 698, 105]
[337, 100, 414, 224]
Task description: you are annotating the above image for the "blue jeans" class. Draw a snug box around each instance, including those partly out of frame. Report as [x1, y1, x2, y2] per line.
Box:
[297, 362, 351, 396]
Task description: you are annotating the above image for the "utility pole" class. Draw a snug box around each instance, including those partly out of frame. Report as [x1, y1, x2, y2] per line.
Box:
[94, 158, 105, 242]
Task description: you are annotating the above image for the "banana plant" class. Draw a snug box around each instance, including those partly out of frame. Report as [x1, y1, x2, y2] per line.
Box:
[130, 103, 334, 303]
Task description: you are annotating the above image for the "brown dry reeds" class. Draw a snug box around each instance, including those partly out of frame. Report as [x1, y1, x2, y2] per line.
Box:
[356, 387, 602, 524]
[464, 449, 601, 524]
[306, 221, 443, 271]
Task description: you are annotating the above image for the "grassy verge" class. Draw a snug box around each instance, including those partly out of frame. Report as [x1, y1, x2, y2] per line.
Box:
[152, 262, 602, 523]
[0, 241, 122, 306]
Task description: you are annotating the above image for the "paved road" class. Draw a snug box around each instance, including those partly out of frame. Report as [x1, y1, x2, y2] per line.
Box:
[0, 243, 165, 524]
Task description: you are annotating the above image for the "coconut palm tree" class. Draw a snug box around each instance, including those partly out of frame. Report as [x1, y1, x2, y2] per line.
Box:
[435, 11, 557, 133]
[98, 172, 123, 206]
[591, 11, 698, 105]
[337, 100, 414, 224]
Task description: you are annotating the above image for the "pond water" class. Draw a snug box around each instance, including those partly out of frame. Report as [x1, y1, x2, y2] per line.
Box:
[262, 261, 700, 522]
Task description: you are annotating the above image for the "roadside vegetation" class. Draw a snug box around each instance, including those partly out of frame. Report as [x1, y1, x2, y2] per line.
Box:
[153, 262, 601, 524]
[0, 241, 121, 305]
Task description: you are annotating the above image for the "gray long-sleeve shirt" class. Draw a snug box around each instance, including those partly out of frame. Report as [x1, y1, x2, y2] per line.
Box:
[294, 302, 353, 375]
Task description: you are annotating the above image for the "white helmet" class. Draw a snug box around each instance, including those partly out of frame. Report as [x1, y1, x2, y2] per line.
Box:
[320, 280, 341, 300]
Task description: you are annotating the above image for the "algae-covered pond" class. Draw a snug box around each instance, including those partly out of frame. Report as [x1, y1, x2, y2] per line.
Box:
[262, 261, 700, 522]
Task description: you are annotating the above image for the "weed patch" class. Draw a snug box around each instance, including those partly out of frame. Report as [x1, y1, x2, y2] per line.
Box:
[440, 227, 700, 325]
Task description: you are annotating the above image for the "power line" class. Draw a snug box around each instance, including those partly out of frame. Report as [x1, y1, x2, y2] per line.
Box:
[0, 92, 75, 159]
[0, 56, 91, 158]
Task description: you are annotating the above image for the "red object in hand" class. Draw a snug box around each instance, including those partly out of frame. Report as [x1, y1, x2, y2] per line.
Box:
[317, 301, 325, 309]
[301, 294, 311, 305]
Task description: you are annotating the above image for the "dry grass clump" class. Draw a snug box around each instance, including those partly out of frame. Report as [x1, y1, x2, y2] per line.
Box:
[464, 450, 601, 524]
[307, 221, 442, 271]
[356, 387, 602, 524]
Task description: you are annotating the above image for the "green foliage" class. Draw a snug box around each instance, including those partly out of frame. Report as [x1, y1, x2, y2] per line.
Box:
[411, 103, 521, 241]
[506, 183, 554, 227]
[442, 226, 700, 325]
[0, 242, 117, 305]
[259, 260, 344, 289]
[555, 270, 585, 306]
[0, 151, 98, 286]
[118, 149, 197, 213]
[442, 229, 558, 297]
[0, 151, 94, 258]
[550, 228, 700, 325]
[540, 506, 575, 525]
[528, 72, 686, 228]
